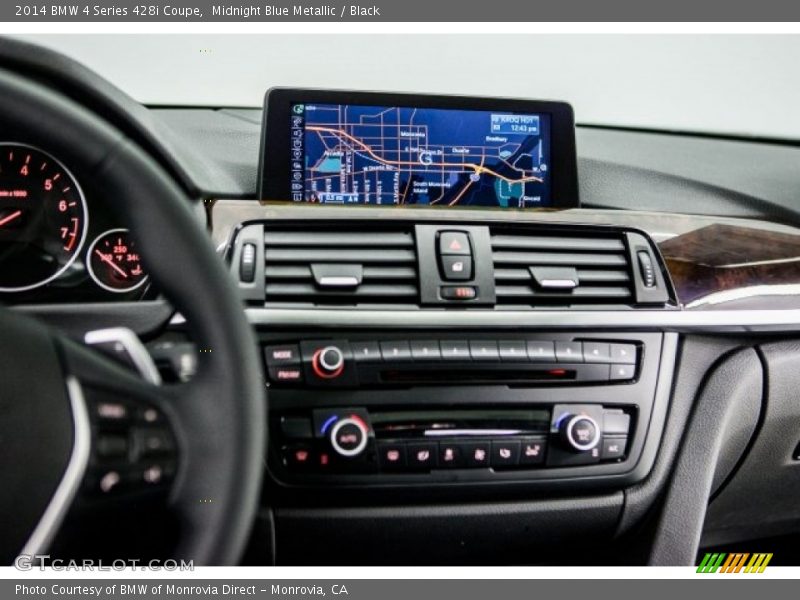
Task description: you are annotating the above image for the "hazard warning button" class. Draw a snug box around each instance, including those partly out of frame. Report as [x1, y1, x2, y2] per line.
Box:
[439, 231, 471, 256]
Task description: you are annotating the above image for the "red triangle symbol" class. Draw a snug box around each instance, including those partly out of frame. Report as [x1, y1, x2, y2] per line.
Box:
[449, 239, 462, 251]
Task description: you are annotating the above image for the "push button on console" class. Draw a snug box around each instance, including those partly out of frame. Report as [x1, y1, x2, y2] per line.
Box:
[439, 231, 471, 256]
[265, 344, 304, 383]
[440, 286, 477, 300]
[269, 366, 304, 383]
[410, 340, 442, 361]
[491, 440, 521, 468]
[610, 364, 636, 381]
[380, 340, 413, 362]
[284, 444, 314, 469]
[469, 340, 499, 361]
[601, 437, 628, 460]
[377, 442, 406, 470]
[499, 341, 528, 362]
[527, 341, 556, 362]
[555, 342, 584, 363]
[352, 341, 382, 363]
[441, 255, 473, 281]
[519, 439, 547, 465]
[265, 345, 301, 365]
[438, 442, 465, 468]
[610, 344, 637, 364]
[407, 442, 437, 470]
[602, 410, 631, 436]
[583, 342, 611, 363]
[440, 340, 471, 360]
[459, 441, 491, 467]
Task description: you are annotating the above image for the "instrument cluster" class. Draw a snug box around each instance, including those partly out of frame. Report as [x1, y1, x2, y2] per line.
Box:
[0, 143, 153, 304]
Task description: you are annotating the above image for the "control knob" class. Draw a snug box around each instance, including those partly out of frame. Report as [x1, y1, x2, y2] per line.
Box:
[329, 415, 369, 458]
[559, 414, 601, 453]
[312, 345, 345, 379]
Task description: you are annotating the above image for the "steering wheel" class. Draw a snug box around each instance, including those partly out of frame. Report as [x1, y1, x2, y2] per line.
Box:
[0, 68, 265, 564]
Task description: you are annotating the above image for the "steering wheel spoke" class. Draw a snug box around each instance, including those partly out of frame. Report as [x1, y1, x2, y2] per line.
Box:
[52, 333, 180, 500]
[78, 384, 179, 498]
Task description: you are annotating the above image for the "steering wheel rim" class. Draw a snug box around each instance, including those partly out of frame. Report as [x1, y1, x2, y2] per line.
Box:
[0, 68, 265, 565]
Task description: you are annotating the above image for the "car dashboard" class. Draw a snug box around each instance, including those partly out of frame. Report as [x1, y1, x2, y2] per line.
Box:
[4, 41, 800, 566]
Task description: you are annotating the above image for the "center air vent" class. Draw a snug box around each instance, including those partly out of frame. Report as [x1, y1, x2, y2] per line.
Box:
[263, 229, 419, 306]
[491, 230, 634, 306]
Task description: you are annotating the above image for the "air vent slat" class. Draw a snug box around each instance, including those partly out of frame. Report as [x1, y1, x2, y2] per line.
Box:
[363, 266, 418, 280]
[265, 266, 311, 279]
[264, 228, 419, 306]
[495, 285, 632, 299]
[491, 235, 625, 252]
[491, 228, 635, 307]
[266, 248, 416, 264]
[494, 268, 631, 284]
[266, 283, 418, 299]
[575, 269, 631, 283]
[493, 251, 628, 268]
[265, 265, 417, 281]
[266, 231, 414, 247]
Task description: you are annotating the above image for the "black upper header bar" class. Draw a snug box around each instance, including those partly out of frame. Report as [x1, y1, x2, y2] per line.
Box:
[4, 0, 800, 22]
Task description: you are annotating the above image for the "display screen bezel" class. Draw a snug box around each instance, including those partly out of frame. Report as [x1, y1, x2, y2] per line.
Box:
[258, 88, 580, 208]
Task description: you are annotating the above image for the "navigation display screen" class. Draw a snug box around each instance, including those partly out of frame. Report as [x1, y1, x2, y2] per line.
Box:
[260, 90, 579, 208]
[291, 104, 551, 207]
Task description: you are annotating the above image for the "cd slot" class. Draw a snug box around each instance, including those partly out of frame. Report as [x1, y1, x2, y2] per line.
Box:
[370, 363, 611, 385]
[378, 367, 577, 384]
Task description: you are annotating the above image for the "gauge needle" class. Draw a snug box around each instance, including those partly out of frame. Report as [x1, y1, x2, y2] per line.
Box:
[95, 249, 129, 278]
[0, 209, 22, 228]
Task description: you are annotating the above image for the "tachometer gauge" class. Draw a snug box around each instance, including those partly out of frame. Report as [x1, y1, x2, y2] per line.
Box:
[87, 228, 148, 293]
[0, 143, 88, 291]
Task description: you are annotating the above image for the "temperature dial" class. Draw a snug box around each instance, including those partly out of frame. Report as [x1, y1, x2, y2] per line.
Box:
[87, 228, 148, 293]
[329, 415, 369, 458]
[560, 414, 601, 453]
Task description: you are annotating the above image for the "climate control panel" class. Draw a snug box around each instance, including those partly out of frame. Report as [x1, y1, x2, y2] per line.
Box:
[274, 404, 633, 480]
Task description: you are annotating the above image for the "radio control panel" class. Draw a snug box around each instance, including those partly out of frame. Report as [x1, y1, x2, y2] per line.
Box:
[265, 338, 639, 388]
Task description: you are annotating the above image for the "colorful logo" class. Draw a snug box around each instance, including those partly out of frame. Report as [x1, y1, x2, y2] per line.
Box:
[697, 553, 773, 573]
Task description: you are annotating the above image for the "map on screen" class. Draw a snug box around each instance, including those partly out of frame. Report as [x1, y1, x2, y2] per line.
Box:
[289, 103, 551, 207]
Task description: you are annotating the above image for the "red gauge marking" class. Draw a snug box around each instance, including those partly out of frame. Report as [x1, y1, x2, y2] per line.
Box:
[0, 144, 87, 292]
[63, 217, 79, 251]
[87, 229, 147, 293]
[95, 249, 129, 278]
[0, 209, 22, 228]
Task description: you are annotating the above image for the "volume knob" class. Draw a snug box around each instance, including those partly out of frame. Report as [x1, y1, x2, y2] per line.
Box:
[560, 414, 601, 452]
[312, 345, 345, 379]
